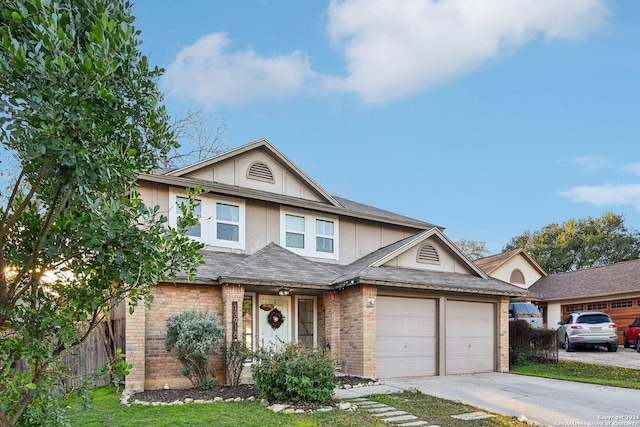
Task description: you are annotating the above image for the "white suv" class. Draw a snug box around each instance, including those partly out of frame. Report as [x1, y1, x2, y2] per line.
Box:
[509, 302, 544, 329]
[557, 311, 618, 352]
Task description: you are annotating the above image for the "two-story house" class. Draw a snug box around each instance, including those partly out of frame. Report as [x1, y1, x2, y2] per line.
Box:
[124, 139, 527, 391]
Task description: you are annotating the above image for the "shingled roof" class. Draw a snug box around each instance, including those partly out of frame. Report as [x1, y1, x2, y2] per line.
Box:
[475, 248, 546, 277]
[528, 258, 640, 301]
[180, 243, 528, 297]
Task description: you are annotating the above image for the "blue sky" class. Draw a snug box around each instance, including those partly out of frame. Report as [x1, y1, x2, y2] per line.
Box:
[133, 0, 640, 255]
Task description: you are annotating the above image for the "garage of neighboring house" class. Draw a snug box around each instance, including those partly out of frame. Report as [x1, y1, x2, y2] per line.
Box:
[376, 295, 496, 378]
[559, 298, 640, 345]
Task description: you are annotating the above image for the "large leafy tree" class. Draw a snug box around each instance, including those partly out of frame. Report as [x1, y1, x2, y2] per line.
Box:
[0, 1, 202, 425]
[503, 212, 640, 274]
[454, 238, 489, 261]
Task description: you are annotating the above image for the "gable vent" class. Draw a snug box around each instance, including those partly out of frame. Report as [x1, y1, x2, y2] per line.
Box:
[247, 161, 275, 183]
[417, 244, 440, 264]
[510, 269, 525, 285]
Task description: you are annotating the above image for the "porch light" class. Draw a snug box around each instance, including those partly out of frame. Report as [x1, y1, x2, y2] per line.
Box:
[278, 287, 290, 296]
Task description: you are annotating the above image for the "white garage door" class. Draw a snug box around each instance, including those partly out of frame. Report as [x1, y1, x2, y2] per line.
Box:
[377, 296, 437, 378]
[446, 300, 495, 374]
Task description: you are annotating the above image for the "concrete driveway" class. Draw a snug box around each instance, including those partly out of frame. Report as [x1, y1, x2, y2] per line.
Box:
[336, 373, 640, 426]
[385, 373, 640, 426]
[336, 348, 640, 426]
[559, 345, 640, 369]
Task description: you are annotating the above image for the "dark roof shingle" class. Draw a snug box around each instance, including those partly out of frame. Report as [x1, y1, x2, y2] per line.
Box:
[529, 258, 640, 300]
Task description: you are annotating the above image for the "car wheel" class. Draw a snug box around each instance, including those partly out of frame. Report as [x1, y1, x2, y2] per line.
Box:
[608, 343, 618, 352]
[565, 335, 574, 352]
[637, 340, 640, 353]
[624, 334, 630, 348]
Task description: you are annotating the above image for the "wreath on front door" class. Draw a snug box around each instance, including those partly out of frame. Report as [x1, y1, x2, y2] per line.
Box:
[268, 308, 285, 329]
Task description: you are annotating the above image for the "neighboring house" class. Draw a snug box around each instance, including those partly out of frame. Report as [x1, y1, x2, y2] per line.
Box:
[475, 249, 546, 290]
[529, 259, 640, 345]
[124, 139, 528, 392]
[475, 249, 548, 326]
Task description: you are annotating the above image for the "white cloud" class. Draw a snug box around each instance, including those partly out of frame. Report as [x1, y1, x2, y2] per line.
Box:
[162, 0, 610, 107]
[622, 163, 640, 176]
[162, 33, 315, 107]
[560, 183, 640, 211]
[326, 0, 611, 104]
[569, 156, 614, 171]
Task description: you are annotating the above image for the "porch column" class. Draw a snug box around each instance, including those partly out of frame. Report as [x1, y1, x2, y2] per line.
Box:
[361, 285, 377, 379]
[221, 283, 245, 347]
[124, 298, 146, 392]
[497, 296, 510, 372]
[323, 291, 342, 366]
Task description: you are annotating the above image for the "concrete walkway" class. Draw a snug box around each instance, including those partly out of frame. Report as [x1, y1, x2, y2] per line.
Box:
[335, 372, 640, 426]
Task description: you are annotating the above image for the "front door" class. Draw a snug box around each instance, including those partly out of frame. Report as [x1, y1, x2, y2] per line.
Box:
[258, 295, 290, 349]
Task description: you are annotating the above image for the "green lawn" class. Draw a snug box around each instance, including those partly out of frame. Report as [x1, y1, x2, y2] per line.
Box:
[511, 360, 640, 389]
[68, 360, 639, 427]
[66, 387, 531, 427]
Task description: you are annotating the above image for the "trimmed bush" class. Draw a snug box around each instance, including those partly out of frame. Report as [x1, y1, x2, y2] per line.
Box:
[224, 341, 251, 387]
[165, 309, 224, 390]
[251, 342, 336, 403]
[509, 320, 558, 367]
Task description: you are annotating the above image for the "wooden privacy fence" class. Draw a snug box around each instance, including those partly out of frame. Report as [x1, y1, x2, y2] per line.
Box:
[61, 318, 125, 389]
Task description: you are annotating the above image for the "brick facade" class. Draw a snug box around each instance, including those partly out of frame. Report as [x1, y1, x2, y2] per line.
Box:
[126, 283, 510, 390]
[125, 298, 146, 392]
[497, 296, 510, 372]
[126, 283, 224, 391]
[336, 284, 377, 378]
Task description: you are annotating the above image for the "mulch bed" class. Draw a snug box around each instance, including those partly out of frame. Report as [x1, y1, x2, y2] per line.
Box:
[133, 376, 373, 403]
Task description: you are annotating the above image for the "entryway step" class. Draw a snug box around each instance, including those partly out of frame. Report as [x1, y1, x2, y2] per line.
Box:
[397, 421, 432, 426]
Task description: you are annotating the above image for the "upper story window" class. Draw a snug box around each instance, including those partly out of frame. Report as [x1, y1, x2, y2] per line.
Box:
[216, 203, 240, 241]
[315, 220, 334, 253]
[281, 210, 338, 260]
[176, 196, 202, 237]
[285, 214, 305, 248]
[170, 191, 245, 250]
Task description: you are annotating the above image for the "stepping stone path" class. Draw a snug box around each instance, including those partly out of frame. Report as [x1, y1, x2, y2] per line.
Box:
[345, 398, 438, 426]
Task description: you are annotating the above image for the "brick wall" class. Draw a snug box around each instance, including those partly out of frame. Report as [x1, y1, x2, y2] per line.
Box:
[137, 283, 224, 390]
[498, 296, 509, 372]
[337, 284, 377, 378]
[321, 291, 341, 368]
[125, 298, 146, 392]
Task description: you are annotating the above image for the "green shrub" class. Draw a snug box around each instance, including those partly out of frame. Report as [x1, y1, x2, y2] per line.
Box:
[509, 320, 557, 367]
[251, 342, 336, 403]
[165, 310, 224, 390]
[224, 341, 251, 387]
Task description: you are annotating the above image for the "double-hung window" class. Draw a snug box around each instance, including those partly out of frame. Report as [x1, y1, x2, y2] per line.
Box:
[171, 191, 245, 250]
[281, 210, 338, 259]
[216, 203, 240, 242]
[176, 196, 202, 237]
[285, 214, 305, 249]
[315, 219, 334, 253]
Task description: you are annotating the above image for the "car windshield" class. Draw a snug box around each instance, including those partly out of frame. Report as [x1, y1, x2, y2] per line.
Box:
[576, 314, 611, 324]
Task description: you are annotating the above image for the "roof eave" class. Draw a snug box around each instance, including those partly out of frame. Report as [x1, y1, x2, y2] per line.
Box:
[138, 173, 433, 230]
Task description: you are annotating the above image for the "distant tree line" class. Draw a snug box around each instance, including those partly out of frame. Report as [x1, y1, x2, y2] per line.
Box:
[503, 212, 640, 274]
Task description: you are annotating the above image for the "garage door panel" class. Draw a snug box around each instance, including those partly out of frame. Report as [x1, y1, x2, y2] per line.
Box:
[446, 301, 495, 375]
[377, 297, 436, 378]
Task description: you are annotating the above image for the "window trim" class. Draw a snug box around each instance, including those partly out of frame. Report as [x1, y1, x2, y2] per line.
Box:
[295, 295, 317, 347]
[243, 293, 256, 354]
[280, 209, 339, 260]
[169, 190, 245, 249]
